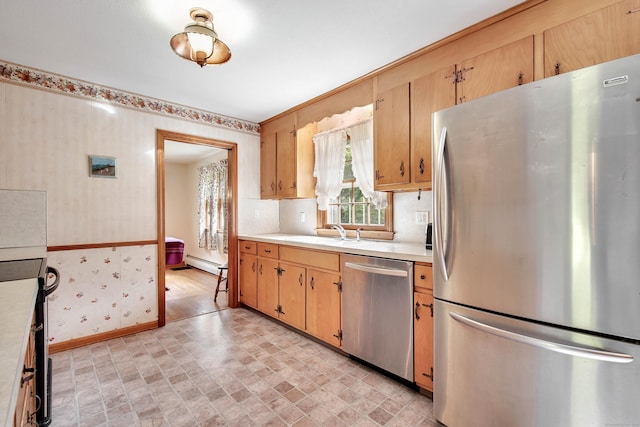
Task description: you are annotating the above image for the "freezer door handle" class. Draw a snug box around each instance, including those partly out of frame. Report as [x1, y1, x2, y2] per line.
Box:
[450, 312, 634, 364]
[344, 262, 408, 277]
[434, 126, 449, 281]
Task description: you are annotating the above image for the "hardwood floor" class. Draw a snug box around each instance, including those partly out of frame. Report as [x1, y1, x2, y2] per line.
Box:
[165, 266, 228, 323]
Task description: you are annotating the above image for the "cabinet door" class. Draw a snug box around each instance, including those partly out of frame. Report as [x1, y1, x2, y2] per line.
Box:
[412, 66, 456, 185]
[459, 36, 534, 103]
[276, 128, 298, 198]
[374, 82, 411, 188]
[306, 269, 341, 347]
[414, 291, 434, 391]
[239, 253, 257, 308]
[278, 262, 306, 330]
[260, 132, 277, 198]
[544, 0, 640, 77]
[257, 257, 279, 318]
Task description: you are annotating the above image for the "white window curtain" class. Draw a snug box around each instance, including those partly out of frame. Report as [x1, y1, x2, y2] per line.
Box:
[349, 119, 388, 209]
[313, 129, 347, 210]
[197, 159, 228, 253]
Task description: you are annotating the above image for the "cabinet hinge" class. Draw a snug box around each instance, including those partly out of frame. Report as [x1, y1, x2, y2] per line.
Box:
[422, 367, 434, 381]
[456, 66, 474, 83]
[333, 329, 343, 342]
[275, 304, 284, 315]
[333, 281, 342, 292]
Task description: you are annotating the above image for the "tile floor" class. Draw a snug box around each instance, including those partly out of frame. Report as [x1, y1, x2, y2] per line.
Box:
[51, 308, 437, 426]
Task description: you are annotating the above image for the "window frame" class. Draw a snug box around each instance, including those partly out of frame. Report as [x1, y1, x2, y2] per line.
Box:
[316, 146, 394, 240]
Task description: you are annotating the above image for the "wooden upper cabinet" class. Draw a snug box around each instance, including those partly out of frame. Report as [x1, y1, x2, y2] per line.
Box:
[374, 82, 411, 189]
[458, 36, 534, 103]
[275, 126, 297, 198]
[260, 131, 277, 198]
[260, 118, 316, 200]
[544, 0, 640, 77]
[411, 66, 456, 185]
[373, 36, 532, 192]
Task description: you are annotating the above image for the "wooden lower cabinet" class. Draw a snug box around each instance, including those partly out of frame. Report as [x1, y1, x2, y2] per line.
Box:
[306, 269, 342, 347]
[14, 313, 36, 427]
[257, 257, 279, 317]
[278, 262, 306, 330]
[414, 262, 434, 392]
[239, 252, 257, 308]
[242, 241, 343, 348]
[414, 291, 434, 391]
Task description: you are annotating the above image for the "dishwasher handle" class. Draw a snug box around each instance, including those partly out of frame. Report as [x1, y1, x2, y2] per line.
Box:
[344, 262, 408, 277]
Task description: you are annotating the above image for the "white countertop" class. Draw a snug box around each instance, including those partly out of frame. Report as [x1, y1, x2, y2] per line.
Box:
[239, 233, 433, 263]
[0, 279, 38, 427]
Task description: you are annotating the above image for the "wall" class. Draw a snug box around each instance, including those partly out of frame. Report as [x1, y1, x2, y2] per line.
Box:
[165, 163, 190, 242]
[0, 78, 278, 344]
[279, 191, 432, 244]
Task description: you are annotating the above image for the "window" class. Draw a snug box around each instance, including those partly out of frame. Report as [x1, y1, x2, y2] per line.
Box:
[318, 140, 393, 239]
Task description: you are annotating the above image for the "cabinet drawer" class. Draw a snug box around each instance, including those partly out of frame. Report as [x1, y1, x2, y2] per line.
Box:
[239, 240, 257, 254]
[414, 263, 433, 293]
[280, 246, 340, 271]
[257, 243, 279, 259]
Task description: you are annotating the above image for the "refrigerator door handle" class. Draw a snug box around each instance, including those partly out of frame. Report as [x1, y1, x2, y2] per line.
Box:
[450, 312, 634, 364]
[434, 126, 449, 281]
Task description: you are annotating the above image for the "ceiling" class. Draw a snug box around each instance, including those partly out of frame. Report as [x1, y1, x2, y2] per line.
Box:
[0, 0, 525, 124]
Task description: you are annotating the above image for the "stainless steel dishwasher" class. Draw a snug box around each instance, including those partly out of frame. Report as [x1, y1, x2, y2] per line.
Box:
[342, 254, 413, 381]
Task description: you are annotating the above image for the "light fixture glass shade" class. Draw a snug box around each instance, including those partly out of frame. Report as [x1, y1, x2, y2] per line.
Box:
[170, 8, 231, 67]
[187, 32, 214, 57]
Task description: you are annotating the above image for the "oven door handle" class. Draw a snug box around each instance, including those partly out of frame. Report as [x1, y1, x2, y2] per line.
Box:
[44, 266, 60, 296]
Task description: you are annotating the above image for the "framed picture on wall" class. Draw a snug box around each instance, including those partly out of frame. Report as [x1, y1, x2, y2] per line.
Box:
[89, 155, 117, 178]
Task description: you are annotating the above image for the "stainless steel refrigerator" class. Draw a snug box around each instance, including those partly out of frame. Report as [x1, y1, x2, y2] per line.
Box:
[432, 54, 640, 426]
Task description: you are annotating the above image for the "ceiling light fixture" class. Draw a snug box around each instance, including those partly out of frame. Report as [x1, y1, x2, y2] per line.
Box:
[170, 7, 231, 67]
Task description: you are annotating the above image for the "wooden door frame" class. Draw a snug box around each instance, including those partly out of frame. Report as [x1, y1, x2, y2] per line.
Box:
[156, 130, 239, 327]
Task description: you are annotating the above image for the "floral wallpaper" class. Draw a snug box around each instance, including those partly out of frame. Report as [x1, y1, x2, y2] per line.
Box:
[47, 245, 158, 344]
[0, 60, 260, 135]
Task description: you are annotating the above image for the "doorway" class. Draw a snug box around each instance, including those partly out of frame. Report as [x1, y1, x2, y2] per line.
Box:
[156, 130, 239, 327]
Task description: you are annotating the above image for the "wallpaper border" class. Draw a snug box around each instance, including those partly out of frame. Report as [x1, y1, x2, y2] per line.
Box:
[0, 59, 260, 135]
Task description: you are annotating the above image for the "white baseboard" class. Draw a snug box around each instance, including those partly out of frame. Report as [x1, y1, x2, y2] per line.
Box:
[185, 255, 223, 275]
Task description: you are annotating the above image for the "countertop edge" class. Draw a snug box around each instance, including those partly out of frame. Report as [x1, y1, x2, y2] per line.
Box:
[238, 233, 433, 263]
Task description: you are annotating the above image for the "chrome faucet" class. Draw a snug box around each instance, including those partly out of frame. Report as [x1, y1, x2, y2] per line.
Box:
[331, 224, 346, 240]
[356, 228, 362, 242]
